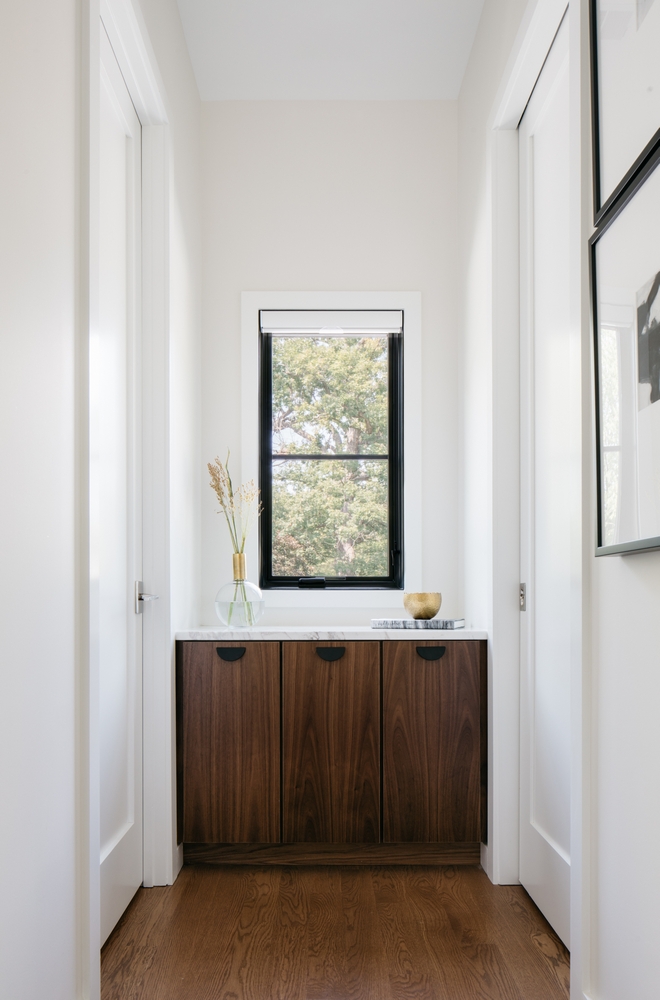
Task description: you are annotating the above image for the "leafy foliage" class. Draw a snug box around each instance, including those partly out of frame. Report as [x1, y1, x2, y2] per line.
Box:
[270, 337, 390, 577]
[272, 337, 388, 455]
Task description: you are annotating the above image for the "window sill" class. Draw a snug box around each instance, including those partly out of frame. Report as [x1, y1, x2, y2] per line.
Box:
[261, 589, 405, 609]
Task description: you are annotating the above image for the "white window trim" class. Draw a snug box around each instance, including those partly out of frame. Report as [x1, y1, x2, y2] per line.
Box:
[241, 290, 422, 609]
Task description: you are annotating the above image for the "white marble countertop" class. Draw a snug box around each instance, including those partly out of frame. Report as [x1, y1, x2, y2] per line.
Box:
[175, 626, 488, 641]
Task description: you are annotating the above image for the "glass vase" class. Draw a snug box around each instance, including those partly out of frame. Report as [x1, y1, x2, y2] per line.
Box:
[214, 553, 265, 628]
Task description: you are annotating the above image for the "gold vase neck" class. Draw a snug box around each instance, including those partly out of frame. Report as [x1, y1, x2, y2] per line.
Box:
[233, 552, 246, 581]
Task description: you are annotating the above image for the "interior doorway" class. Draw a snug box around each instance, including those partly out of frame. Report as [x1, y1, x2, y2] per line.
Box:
[518, 12, 576, 947]
[95, 24, 144, 945]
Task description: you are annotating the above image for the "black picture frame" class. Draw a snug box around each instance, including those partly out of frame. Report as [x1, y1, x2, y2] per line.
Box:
[590, 0, 660, 224]
[591, 143, 660, 556]
[258, 320, 404, 589]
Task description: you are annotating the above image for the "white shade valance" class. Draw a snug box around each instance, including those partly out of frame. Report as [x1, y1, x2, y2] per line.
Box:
[259, 309, 403, 336]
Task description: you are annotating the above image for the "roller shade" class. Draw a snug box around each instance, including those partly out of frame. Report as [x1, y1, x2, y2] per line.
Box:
[259, 309, 403, 336]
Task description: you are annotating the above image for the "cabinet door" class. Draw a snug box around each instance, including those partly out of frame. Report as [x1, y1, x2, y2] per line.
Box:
[282, 641, 380, 843]
[383, 641, 483, 843]
[178, 641, 280, 843]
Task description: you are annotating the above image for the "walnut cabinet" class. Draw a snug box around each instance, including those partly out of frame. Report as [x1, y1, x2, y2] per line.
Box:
[177, 641, 280, 844]
[382, 640, 485, 843]
[282, 641, 380, 844]
[177, 639, 486, 863]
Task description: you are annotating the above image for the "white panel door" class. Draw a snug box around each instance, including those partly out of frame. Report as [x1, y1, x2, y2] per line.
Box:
[519, 13, 575, 948]
[95, 26, 143, 946]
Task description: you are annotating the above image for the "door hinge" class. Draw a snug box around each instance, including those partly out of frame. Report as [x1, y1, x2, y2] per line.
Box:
[519, 583, 526, 611]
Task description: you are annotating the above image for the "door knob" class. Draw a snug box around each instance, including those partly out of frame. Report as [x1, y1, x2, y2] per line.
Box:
[135, 581, 159, 614]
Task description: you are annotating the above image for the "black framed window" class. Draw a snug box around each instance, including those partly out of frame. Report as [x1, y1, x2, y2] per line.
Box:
[259, 310, 404, 589]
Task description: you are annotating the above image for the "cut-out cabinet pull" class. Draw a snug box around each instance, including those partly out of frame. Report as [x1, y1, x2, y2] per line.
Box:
[416, 646, 446, 661]
[216, 646, 246, 662]
[316, 647, 345, 661]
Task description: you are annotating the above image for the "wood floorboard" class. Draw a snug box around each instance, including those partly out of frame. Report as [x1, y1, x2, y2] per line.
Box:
[430, 867, 527, 999]
[303, 868, 344, 998]
[270, 868, 310, 1000]
[102, 865, 569, 1000]
[207, 867, 281, 999]
[458, 870, 570, 999]
[371, 868, 448, 1000]
[402, 868, 513, 999]
[340, 868, 393, 1000]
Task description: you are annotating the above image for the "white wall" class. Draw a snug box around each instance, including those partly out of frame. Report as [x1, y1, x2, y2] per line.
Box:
[458, 0, 529, 886]
[583, 8, 660, 994]
[460, 1, 660, 998]
[138, 0, 202, 636]
[0, 0, 201, 994]
[458, 0, 528, 628]
[0, 2, 79, 997]
[133, 0, 201, 888]
[589, 553, 660, 1000]
[200, 100, 459, 625]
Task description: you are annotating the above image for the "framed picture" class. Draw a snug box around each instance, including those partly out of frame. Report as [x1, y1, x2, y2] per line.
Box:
[591, 145, 660, 554]
[590, 0, 660, 221]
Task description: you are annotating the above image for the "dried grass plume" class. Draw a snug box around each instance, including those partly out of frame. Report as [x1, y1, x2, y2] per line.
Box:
[208, 452, 262, 553]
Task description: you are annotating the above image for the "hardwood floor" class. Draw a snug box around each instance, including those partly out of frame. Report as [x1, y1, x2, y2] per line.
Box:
[101, 866, 569, 1000]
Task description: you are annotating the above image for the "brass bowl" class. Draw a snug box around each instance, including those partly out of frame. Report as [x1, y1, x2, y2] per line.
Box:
[403, 592, 442, 620]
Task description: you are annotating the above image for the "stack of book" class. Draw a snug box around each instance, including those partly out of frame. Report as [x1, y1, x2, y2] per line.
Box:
[371, 618, 465, 630]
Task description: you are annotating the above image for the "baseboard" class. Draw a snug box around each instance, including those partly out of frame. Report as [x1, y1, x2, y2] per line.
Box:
[184, 842, 481, 866]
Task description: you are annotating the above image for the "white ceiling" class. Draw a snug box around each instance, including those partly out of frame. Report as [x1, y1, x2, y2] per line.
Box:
[175, 0, 486, 101]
